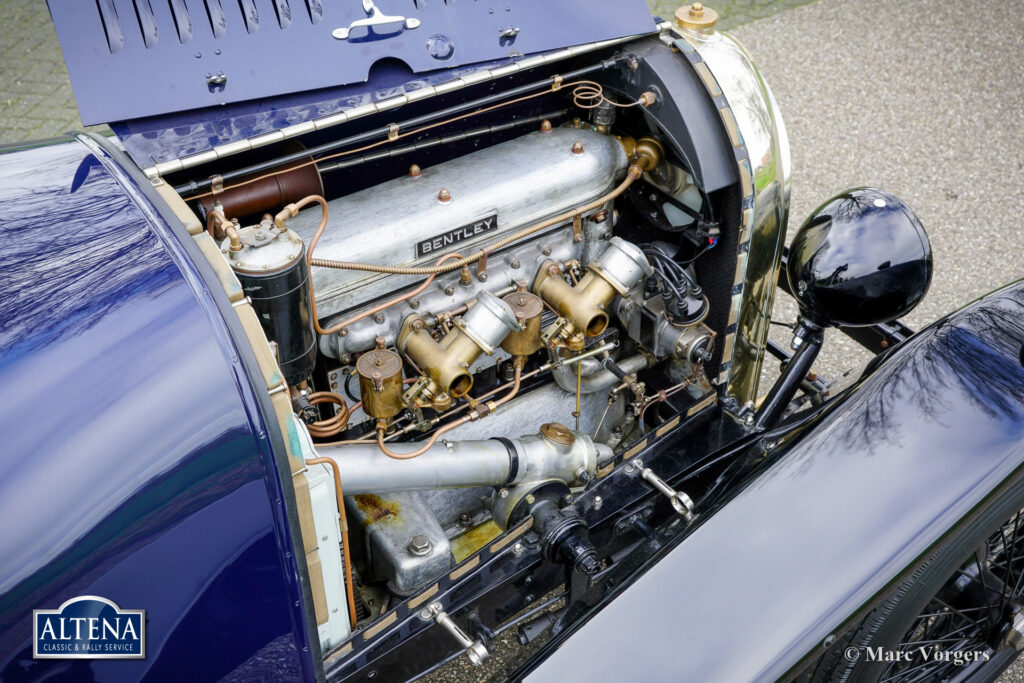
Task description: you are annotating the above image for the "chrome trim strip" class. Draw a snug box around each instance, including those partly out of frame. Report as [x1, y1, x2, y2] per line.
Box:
[142, 22, 671, 180]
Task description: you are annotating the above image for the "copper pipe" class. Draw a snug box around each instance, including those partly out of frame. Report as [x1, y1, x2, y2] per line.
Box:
[305, 391, 361, 439]
[309, 165, 644, 277]
[183, 81, 649, 203]
[198, 151, 323, 222]
[373, 360, 523, 460]
[298, 194, 464, 335]
[208, 210, 243, 251]
[305, 457, 358, 631]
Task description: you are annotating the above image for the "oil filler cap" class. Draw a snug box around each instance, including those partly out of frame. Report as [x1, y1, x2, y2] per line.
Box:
[540, 423, 575, 446]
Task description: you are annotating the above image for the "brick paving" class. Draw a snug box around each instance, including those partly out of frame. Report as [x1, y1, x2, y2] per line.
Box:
[0, 0, 813, 145]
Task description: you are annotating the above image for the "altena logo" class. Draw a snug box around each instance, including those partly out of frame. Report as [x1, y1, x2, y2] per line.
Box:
[33, 596, 145, 659]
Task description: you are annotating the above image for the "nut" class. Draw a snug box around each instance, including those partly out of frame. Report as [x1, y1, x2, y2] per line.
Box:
[409, 164, 422, 177]
[438, 188, 452, 202]
[571, 141, 584, 154]
[539, 119, 552, 132]
[408, 535, 432, 556]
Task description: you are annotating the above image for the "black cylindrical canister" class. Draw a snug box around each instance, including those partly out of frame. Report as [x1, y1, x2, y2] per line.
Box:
[226, 225, 317, 386]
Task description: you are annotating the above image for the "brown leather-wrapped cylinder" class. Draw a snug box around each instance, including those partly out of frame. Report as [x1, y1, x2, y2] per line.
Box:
[200, 156, 323, 224]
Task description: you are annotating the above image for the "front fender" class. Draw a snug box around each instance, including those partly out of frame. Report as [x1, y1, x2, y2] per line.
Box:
[529, 281, 1024, 681]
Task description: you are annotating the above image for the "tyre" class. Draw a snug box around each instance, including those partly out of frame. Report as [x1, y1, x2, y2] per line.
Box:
[808, 477, 1024, 682]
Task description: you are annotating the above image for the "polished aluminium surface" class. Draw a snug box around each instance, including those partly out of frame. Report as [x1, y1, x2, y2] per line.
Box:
[788, 188, 933, 328]
[458, 291, 521, 355]
[530, 281, 1024, 682]
[320, 428, 607, 495]
[289, 127, 626, 321]
[46, 0, 657, 126]
[677, 25, 791, 404]
[0, 138, 314, 680]
[346, 490, 453, 595]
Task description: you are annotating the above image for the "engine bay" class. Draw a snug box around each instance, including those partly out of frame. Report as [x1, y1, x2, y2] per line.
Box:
[175, 61, 735, 659]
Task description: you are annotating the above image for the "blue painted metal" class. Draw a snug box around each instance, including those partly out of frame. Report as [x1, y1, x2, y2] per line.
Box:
[528, 280, 1024, 682]
[0, 137, 316, 681]
[46, 0, 657, 125]
[109, 57, 520, 168]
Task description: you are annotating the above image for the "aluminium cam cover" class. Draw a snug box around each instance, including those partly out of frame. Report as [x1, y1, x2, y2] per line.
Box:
[286, 127, 628, 319]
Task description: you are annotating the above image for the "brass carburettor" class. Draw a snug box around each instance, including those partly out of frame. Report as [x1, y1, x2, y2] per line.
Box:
[533, 237, 653, 345]
[399, 291, 521, 408]
[356, 337, 404, 421]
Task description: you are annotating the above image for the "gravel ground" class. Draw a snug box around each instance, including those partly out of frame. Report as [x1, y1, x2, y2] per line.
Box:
[439, 0, 1024, 680]
[738, 0, 1024, 390]
[3, 0, 1023, 680]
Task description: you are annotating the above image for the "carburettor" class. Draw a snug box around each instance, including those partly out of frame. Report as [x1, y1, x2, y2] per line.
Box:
[398, 291, 521, 409]
[285, 126, 628, 362]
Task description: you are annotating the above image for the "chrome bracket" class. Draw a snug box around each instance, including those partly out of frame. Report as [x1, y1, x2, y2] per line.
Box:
[332, 0, 421, 41]
[419, 601, 489, 666]
[624, 459, 695, 521]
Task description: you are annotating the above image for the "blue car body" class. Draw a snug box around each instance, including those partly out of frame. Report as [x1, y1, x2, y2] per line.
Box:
[2, 2, 1022, 682]
[0, 136, 317, 681]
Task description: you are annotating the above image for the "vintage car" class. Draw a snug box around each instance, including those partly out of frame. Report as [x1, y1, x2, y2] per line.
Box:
[2, 1, 1021, 681]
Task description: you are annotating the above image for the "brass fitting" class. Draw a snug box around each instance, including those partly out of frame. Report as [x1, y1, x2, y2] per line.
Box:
[399, 291, 520, 399]
[274, 202, 300, 230]
[501, 291, 544, 356]
[675, 2, 719, 30]
[616, 136, 665, 173]
[533, 237, 653, 340]
[356, 337, 405, 420]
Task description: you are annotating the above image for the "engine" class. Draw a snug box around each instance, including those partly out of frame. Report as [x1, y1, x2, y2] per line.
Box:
[207, 106, 718, 648]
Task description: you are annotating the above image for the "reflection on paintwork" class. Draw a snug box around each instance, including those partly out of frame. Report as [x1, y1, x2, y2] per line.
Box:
[530, 282, 1024, 682]
[788, 188, 932, 327]
[0, 139, 310, 681]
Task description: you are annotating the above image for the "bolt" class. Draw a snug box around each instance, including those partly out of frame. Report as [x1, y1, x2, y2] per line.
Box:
[571, 141, 584, 154]
[410, 298, 420, 309]
[576, 469, 592, 483]
[438, 188, 452, 202]
[542, 245, 552, 256]
[478, 272, 488, 282]
[499, 489, 509, 498]
[408, 534, 432, 556]
[512, 541, 525, 555]
[593, 496, 603, 510]
[573, 233, 583, 243]
[525, 494, 535, 505]
[444, 285, 455, 296]
[823, 634, 836, 648]
[340, 328, 349, 337]
[374, 313, 385, 324]
[459, 513, 471, 525]
[340, 354, 353, 364]
[510, 257, 521, 269]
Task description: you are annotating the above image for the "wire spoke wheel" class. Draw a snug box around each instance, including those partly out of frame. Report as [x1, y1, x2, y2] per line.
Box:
[811, 498, 1024, 683]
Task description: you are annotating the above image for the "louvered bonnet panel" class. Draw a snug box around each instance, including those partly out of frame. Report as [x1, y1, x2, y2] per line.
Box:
[46, 0, 657, 125]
